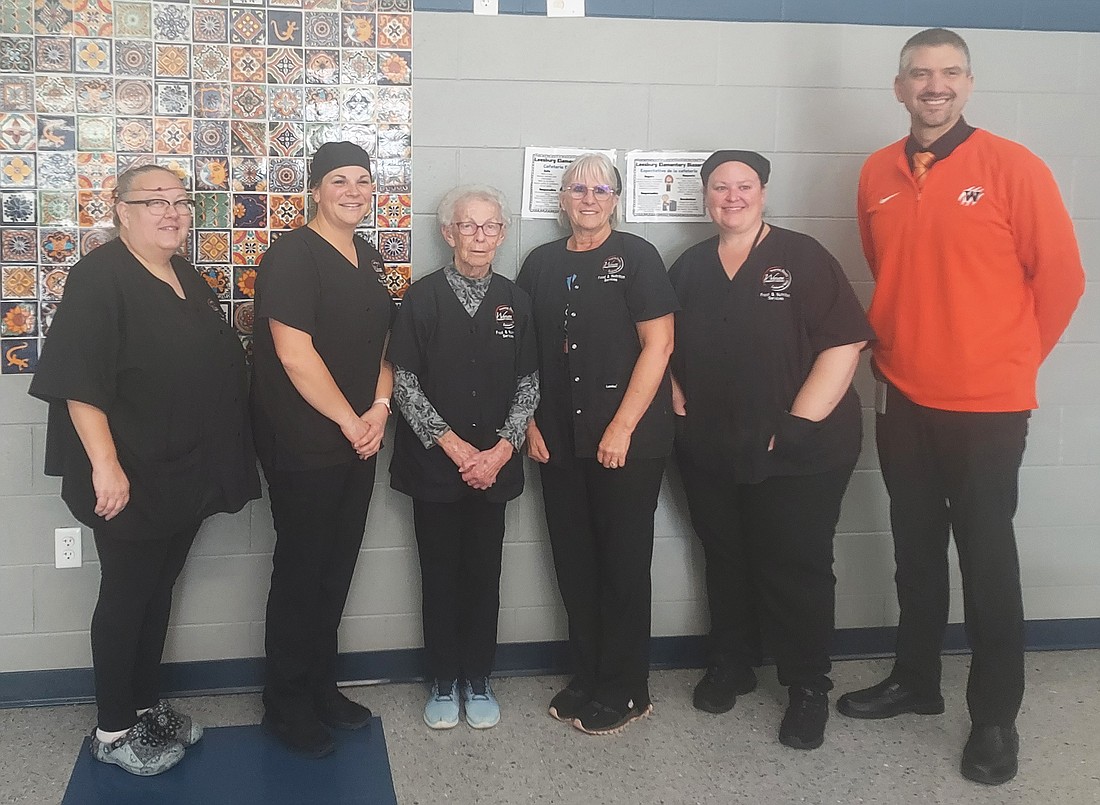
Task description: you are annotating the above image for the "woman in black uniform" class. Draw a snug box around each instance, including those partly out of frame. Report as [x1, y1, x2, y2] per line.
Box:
[251, 141, 394, 758]
[30, 164, 260, 776]
[669, 150, 873, 751]
[517, 153, 678, 736]
[389, 185, 538, 731]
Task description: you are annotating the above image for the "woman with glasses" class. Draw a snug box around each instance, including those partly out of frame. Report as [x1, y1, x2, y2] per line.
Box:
[251, 141, 395, 758]
[516, 153, 678, 735]
[388, 185, 538, 731]
[30, 164, 260, 776]
[669, 151, 872, 750]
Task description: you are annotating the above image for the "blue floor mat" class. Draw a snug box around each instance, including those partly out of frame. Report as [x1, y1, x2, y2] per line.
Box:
[61, 718, 397, 805]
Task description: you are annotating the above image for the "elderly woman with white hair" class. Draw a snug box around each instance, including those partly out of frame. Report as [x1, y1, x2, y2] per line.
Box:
[389, 185, 539, 730]
[517, 153, 678, 736]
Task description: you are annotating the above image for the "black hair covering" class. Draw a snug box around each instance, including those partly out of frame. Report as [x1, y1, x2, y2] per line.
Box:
[308, 141, 372, 188]
[700, 150, 771, 186]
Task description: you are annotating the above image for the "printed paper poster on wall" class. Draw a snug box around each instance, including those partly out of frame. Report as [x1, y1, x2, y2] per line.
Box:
[520, 146, 617, 219]
[624, 151, 711, 223]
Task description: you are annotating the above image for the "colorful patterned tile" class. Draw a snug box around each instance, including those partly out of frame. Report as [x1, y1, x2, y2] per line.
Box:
[305, 86, 339, 122]
[72, 0, 114, 37]
[117, 117, 154, 153]
[196, 263, 231, 298]
[1, 225, 38, 258]
[377, 13, 410, 48]
[231, 193, 267, 227]
[193, 44, 231, 81]
[79, 226, 112, 256]
[196, 230, 231, 264]
[340, 48, 376, 84]
[77, 188, 114, 227]
[0, 0, 33, 35]
[40, 228, 78, 264]
[1, 153, 35, 187]
[39, 301, 58, 335]
[376, 228, 408, 262]
[195, 155, 229, 190]
[114, 2, 152, 38]
[266, 46, 303, 84]
[268, 86, 303, 121]
[377, 124, 410, 160]
[341, 12, 374, 47]
[76, 78, 115, 115]
[269, 158, 304, 193]
[155, 44, 191, 78]
[2, 191, 37, 225]
[379, 0, 411, 11]
[268, 121, 303, 157]
[74, 37, 112, 73]
[194, 192, 230, 228]
[304, 48, 338, 84]
[38, 191, 77, 225]
[268, 10, 302, 46]
[304, 11, 338, 46]
[39, 265, 69, 299]
[154, 156, 193, 188]
[0, 114, 36, 150]
[377, 50, 410, 85]
[116, 152, 155, 174]
[152, 3, 191, 41]
[155, 82, 191, 116]
[268, 193, 304, 229]
[2, 265, 38, 299]
[1, 301, 39, 336]
[154, 117, 192, 154]
[0, 36, 34, 71]
[194, 119, 230, 155]
[230, 84, 267, 120]
[116, 40, 153, 76]
[230, 158, 267, 192]
[230, 121, 266, 157]
[305, 0, 339, 9]
[342, 0, 378, 10]
[37, 151, 77, 189]
[116, 79, 154, 116]
[0, 77, 34, 113]
[340, 87, 374, 122]
[381, 262, 410, 301]
[35, 36, 74, 72]
[230, 46, 266, 83]
[232, 300, 255, 336]
[36, 116, 76, 151]
[193, 7, 228, 42]
[35, 76, 75, 114]
[308, 121, 374, 155]
[376, 86, 410, 123]
[375, 192, 410, 228]
[77, 115, 115, 152]
[231, 230, 267, 267]
[34, 2, 73, 35]
[2, 337, 39, 374]
[229, 8, 265, 44]
[376, 157, 409, 193]
[75, 152, 116, 189]
[194, 84, 231, 119]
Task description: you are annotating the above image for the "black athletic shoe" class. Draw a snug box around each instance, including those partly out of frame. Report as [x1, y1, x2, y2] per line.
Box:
[548, 680, 590, 723]
[692, 665, 758, 714]
[779, 687, 829, 750]
[315, 687, 373, 730]
[262, 709, 335, 758]
[572, 698, 652, 736]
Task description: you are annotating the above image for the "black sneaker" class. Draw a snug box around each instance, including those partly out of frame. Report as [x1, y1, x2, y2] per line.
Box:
[692, 665, 758, 714]
[572, 698, 652, 736]
[262, 707, 336, 758]
[779, 686, 829, 750]
[548, 680, 590, 723]
[315, 687, 373, 730]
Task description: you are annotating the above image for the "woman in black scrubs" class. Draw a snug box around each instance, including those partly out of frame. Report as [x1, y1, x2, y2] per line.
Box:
[30, 165, 259, 776]
[389, 185, 538, 731]
[517, 153, 678, 736]
[670, 150, 873, 751]
[251, 141, 394, 757]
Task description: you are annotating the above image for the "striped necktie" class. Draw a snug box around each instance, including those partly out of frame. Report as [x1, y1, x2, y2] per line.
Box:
[912, 151, 936, 189]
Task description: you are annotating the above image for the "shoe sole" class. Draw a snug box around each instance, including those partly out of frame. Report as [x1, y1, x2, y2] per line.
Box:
[466, 714, 500, 730]
[779, 733, 825, 751]
[424, 713, 459, 730]
[836, 699, 945, 720]
[548, 705, 576, 723]
[93, 750, 185, 776]
[572, 704, 653, 736]
[960, 760, 1018, 786]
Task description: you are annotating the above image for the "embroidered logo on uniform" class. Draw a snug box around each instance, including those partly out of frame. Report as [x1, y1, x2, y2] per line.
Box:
[494, 304, 515, 339]
[760, 266, 792, 301]
[598, 255, 626, 283]
[371, 259, 385, 273]
[958, 186, 984, 206]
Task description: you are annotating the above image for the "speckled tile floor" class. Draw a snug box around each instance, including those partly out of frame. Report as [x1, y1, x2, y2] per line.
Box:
[2, 651, 1098, 804]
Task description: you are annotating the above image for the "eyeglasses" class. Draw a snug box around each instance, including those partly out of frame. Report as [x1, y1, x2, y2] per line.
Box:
[118, 198, 196, 216]
[562, 183, 616, 200]
[453, 220, 504, 237]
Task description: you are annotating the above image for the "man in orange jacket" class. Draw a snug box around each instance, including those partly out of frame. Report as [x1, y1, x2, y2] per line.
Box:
[837, 28, 1085, 786]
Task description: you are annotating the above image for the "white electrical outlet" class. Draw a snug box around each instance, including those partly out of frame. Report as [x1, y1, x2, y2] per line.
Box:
[473, 0, 498, 14]
[547, 0, 584, 17]
[55, 527, 82, 569]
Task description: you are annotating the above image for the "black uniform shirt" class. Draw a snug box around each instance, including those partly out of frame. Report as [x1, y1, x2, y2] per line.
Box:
[251, 226, 395, 471]
[29, 238, 260, 536]
[388, 268, 537, 503]
[669, 227, 874, 482]
[517, 230, 679, 467]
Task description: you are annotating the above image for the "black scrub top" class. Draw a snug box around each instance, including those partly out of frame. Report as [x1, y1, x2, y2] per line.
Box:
[669, 227, 875, 483]
[388, 268, 537, 503]
[251, 226, 396, 471]
[29, 238, 261, 538]
[517, 230, 679, 469]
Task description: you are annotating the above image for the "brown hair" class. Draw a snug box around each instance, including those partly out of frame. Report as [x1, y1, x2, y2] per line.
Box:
[111, 165, 180, 228]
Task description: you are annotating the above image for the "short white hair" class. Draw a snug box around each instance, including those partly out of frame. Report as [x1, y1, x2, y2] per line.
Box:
[436, 184, 510, 228]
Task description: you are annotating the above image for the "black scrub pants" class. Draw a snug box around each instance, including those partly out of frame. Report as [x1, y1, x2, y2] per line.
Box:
[412, 496, 507, 684]
[877, 383, 1029, 728]
[538, 456, 665, 710]
[677, 449, 853, 693]
[91, 522, 200, 732]
[263, 457, 376, 722]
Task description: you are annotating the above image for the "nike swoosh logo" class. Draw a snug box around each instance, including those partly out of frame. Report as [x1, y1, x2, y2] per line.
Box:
[879, 192, 900, 204]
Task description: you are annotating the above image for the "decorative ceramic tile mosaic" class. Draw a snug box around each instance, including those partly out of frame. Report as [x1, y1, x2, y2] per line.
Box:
[1, 1, 411, 368]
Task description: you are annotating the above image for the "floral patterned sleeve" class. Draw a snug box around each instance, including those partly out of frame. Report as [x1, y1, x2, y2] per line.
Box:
[392, 365, 449, 450]
[497, 371, 540, 452]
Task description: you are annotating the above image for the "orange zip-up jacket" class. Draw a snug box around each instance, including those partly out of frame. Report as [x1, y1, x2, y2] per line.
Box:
[858, 129, 1085, 412]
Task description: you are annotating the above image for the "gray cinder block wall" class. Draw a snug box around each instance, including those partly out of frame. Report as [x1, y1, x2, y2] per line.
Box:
[1, 13, 1097, 676]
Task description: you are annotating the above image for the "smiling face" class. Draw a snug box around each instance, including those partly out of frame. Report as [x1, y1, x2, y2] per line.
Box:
[442, 197, 505, 278]
[310, 166, 374, 231]
[115, 168, 190, 259]
[895, 44, 974, 145]
[704, 161, 766, 236]
[559, 167, 619, 238]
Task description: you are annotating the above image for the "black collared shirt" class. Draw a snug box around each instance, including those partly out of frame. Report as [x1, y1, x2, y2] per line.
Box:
[905, 116, 976, 171]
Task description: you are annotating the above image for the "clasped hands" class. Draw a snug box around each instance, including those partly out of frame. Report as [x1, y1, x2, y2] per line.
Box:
[439, 431, 512, 490]
[340, 403, 389, 460]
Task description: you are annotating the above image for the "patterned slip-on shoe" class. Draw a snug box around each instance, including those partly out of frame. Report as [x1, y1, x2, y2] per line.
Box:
[90, 720, 185, 776]
[141, 700, 203, 747]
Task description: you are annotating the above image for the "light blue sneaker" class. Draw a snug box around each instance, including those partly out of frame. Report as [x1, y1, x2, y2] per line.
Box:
[462, 677, 500, 729]
[424, 680, 460, 729]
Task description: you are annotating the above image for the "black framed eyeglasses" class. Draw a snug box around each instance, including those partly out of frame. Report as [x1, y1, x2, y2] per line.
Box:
[118, 198, 196, 216]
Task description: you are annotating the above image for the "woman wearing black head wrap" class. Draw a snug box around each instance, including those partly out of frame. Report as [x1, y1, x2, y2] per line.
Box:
[669, 150, 874, 751]
[252, 141, 395, 757]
